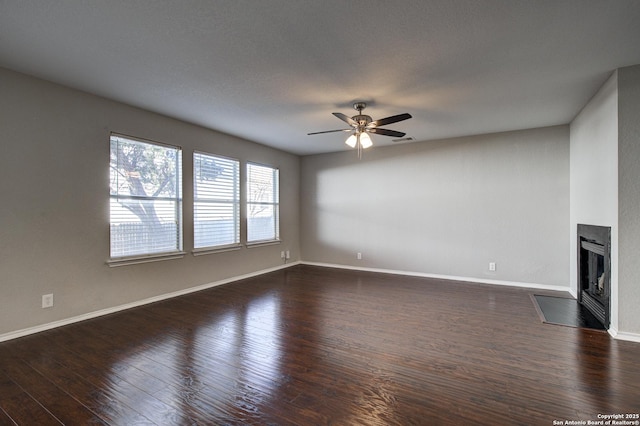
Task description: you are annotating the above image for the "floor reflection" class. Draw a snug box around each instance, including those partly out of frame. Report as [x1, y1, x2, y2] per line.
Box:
[576, 330, 616, 413]
[242, 292, 283, 392]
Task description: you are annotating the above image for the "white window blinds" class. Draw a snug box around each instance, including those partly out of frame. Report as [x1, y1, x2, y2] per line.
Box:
[109, 135, 183, 258]
[247, 163, 279, 243]
[193, 152, 240, 249]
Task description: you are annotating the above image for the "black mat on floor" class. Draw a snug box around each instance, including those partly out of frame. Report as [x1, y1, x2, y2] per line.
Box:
[532, 295, 606, 331]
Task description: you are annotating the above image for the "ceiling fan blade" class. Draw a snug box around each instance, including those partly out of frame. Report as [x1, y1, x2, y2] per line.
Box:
[368, 128, 406, 138]
[333, 112, 358, 127]
[307, 129, 352, 135]
[368, 113, 412, 128]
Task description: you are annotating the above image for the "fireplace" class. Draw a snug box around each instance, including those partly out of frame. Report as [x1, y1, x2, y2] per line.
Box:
[577, 224, 611, 328]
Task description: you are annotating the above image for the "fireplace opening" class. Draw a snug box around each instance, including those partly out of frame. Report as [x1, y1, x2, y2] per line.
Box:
[577, 224, 611, 328]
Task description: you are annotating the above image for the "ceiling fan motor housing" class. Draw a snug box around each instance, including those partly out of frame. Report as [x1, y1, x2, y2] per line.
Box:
[353, 114, 373, 129]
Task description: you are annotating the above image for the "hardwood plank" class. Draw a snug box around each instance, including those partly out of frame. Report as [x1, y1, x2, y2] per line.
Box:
[35, 340, 189, 425]
[1, 358, 107, 425]
[0, 407, 18, 426]
[0, 370, 62, 425]
[1, 343, 157, 425]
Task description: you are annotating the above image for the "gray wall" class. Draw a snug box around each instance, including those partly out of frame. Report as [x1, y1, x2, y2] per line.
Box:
[569, 71, 619, 328]
[618, 64, 640, 335]
[300, 126, 570, 287]
[0, 68, 300, 336]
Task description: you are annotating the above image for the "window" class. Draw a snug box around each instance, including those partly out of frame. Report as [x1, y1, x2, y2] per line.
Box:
[247, 163, 279, 243]
[193, 152, 240, 250]
[109, 134, 183, 260]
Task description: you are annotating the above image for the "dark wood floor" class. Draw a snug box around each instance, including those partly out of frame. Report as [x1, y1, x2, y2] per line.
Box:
[1, 265, 638, 425]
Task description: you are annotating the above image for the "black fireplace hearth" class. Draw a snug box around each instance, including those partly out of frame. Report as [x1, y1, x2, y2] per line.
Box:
[577, 224, 611, 328]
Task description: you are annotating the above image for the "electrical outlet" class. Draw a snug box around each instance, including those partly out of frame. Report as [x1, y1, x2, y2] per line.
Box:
[357, 252, 362, 260]
[280, 251, 286, 259]
[285, 250, 290, 259]
[42, 294, 54, 308]
[489, 262, 496, 272]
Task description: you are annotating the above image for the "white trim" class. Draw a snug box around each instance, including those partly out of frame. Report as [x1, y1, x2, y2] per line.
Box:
[192, 245, 242, 256]
[246, 240, 281, 248]
[607, 326, 640, 343]
[0, 261, 301, 343]
[107, 251, 187, 267]
[301, 261, 570, 292]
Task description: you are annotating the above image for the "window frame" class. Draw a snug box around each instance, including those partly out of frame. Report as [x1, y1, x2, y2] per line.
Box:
[246, 162, 280, 246]
[108, 133, 185, 267]
[192, 151, 241, 255]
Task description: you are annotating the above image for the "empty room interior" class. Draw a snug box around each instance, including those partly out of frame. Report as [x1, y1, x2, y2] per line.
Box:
[1, 1, 640, 425]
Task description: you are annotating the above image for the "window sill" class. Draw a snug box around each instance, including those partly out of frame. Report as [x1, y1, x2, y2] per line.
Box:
[246, 240, 281, 248]
[192, 244, 242, 256]
[107, 251, 187, 267]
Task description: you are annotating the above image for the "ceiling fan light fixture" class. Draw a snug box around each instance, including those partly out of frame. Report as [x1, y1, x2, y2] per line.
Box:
[345, 134, 357, 148]
[360, 132, 373, 149]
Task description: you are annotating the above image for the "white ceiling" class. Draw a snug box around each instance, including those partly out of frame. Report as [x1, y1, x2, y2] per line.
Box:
[2, 1, 640, 155]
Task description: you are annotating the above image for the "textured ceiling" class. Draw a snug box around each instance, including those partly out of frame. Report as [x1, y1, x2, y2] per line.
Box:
[2, 1, 640, 155]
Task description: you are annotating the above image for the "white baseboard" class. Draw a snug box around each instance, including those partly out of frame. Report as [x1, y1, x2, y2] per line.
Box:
[0, 261, 301, 343]
[301, 261, 571, 293]
[608, 326, 640, 343]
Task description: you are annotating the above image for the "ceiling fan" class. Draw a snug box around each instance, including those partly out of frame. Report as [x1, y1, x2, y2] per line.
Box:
[308, 102, 412, 157]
